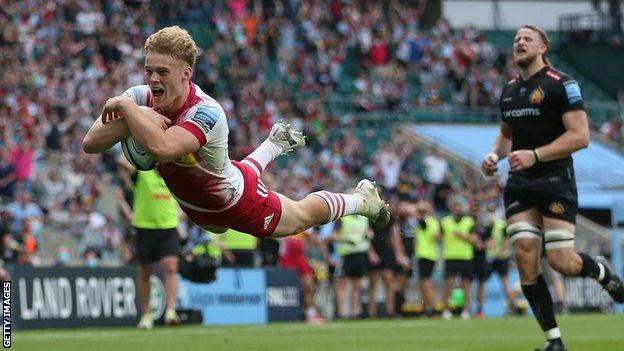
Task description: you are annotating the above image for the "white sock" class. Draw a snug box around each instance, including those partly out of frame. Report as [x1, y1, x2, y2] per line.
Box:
[545, 327, 561, 340]
[311, 192, 359, 222]
[242, 139, 282, 175]
[597, 263, 606, 282]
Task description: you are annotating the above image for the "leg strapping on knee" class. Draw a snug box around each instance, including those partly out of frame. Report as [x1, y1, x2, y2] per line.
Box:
[507, 221, 542, 244]
[544, 229, 575, 250]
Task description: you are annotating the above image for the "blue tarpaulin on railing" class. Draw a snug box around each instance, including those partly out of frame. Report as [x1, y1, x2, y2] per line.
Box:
[412, 123, 624, 209]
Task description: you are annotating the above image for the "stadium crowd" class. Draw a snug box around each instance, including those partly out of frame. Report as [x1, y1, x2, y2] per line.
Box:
[0, 0, 510, 265]
[0, 0, 614, 321]
[598, 91, 624, 145]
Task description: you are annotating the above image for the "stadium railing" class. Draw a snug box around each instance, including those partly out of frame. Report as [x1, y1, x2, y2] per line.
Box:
[323, 102, 619, 127]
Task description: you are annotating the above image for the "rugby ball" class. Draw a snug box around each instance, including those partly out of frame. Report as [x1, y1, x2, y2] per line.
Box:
[121, 136, 157, 171]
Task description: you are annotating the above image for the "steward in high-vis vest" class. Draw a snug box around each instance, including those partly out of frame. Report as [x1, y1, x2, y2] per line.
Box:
[440, 196, 478, 320]
[331, 215, 371, 319]
[334, 214, 371, 278]
[414, 200, 441, 315]
[118, 155, 182, 329]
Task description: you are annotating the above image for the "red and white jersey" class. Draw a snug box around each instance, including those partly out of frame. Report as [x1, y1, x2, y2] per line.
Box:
[122, 82, 243, 212]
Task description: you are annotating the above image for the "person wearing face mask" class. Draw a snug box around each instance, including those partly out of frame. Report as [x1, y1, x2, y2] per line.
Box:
[481, 25, 624, 351]
[55, 246, 71, 266]
[84, 249, 99, 268]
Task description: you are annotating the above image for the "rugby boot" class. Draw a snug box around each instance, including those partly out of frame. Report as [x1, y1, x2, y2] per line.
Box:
[137, 314, 153, 330]
[353, 179, 390, 227]
[535, 340, 567, 351]
[268, 119, 306, 155]
[596, 256, 624, 303]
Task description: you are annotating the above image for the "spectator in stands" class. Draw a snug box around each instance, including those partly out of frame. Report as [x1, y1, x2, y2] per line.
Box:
[9, 139, 35, 191]
[36, 169, 67, 214]
[1, 233, 21, 265]
[599, 117, 622, 143]
[84, 249, 99, 268]
[0, 0, 509, 277]
[5, 189, 43, 241]
[374, 143, 403, 196]
[19, 219, 38, 265]
[423, 148, 449, 202]
[0, 149, 16, 202]
[78, 200, 107, 255]
[55, 246, 71, 267]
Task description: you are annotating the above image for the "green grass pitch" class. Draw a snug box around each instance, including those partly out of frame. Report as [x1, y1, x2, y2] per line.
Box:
[14, 314, 624, 351]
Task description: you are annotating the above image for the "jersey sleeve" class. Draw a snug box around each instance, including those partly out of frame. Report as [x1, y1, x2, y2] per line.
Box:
[120, 85, 149, 106]
[179, 104, 222, 147]
[499, 84, 509, 121]
[557, 78, 585, 114]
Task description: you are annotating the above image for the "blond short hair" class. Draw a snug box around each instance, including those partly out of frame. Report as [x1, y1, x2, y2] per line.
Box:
[144, 26, 198, 69]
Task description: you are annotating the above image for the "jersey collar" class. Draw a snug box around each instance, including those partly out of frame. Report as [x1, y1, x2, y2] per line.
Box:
[166, 81, 197, 122]
[519, 66, 548, 84]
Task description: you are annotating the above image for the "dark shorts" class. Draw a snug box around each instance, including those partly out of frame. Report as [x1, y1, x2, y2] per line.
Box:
[490, 258, 509, 277]
[369, 244, 396, 271]
[504, 168, 578, 224]
[337, 252, 368, 278]
[418, 258, 436, 279]
[135, 227, 180, 264]
[444, 259, 473, 280]
[473, 252, 489, 282]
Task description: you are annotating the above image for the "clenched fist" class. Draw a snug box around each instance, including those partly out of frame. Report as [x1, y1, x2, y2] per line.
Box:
[481, 152, 499, 177]
[507, 150, 537, 171]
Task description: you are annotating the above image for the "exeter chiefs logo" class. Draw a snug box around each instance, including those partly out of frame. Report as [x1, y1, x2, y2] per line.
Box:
[548, 202, 565, 215]
[529, 87, 545, 104]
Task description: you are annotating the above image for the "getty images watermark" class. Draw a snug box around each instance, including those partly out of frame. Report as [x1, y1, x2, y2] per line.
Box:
[2, 281, 10, 348]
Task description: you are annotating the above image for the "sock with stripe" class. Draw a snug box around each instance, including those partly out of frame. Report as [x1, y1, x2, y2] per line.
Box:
[311, 191, 359, 223]
[243, 139, 282, 175]
[578, 252, 610, 283]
